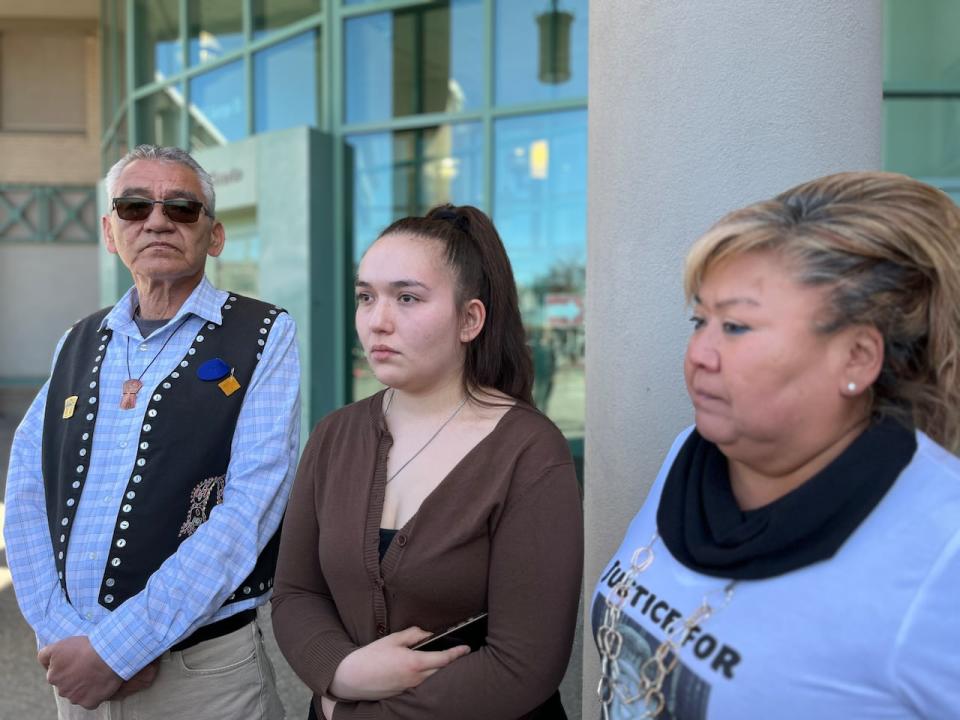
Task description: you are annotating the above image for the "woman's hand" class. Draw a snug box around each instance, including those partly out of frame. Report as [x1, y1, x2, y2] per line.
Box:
[329, 626, 470, 701]
[321, 696, 337, 719]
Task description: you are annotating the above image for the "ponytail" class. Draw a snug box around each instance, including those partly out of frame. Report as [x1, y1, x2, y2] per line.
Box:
[378, 205, 534, 405]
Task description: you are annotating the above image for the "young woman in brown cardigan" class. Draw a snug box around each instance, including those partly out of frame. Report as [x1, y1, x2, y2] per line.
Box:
[271, 205, 584, 720]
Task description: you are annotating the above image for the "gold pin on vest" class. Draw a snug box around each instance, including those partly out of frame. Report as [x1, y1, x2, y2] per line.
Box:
[218, 370, 241, 396]
[63, 395, 79, 419]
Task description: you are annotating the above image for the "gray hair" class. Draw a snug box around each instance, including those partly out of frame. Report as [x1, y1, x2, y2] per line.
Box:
[104, 144, 217, 216]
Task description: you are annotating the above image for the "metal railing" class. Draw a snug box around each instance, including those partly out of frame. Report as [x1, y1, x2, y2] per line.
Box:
[0, 184, 98, 243]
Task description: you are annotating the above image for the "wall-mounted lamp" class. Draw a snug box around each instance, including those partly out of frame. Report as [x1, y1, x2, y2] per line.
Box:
[536, 0, 573, 84]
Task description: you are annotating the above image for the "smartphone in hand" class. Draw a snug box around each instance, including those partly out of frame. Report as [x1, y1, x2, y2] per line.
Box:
[411, 612, 488, 652]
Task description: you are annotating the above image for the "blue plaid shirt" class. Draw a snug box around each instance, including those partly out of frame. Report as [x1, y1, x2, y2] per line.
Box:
[4, 277, 300, 679]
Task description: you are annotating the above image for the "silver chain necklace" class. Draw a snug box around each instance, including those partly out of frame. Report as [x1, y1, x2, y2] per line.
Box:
[596, 533, 737, 719]
[383, 388, 468, 485]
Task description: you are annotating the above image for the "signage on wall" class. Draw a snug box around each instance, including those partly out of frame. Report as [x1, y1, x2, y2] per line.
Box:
[195, 137, 257, 212]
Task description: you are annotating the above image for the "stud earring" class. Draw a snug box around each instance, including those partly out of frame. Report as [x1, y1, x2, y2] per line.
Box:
[846, 382, 857, 392]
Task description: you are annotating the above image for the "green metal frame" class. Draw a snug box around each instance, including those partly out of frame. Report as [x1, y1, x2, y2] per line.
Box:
[99, 0, 588, 411]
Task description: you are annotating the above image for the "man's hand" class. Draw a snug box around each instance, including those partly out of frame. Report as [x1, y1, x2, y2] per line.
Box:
[110, 660, 160, 701]
[38, 636, 123, 710]
[329, 626, 470, 701]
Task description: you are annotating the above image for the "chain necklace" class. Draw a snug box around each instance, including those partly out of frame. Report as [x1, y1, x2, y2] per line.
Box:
[597, 533, 737, 719]
[383, 388, 468, 484]
[120, 314, 192, 410]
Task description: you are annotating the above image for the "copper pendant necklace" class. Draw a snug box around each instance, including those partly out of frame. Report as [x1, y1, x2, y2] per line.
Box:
[120, 313, 191, 410]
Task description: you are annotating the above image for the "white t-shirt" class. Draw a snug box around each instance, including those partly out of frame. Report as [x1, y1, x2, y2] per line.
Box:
[592, 428, 960, 719]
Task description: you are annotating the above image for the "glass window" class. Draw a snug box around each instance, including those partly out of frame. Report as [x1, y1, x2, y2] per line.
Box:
[348, 122, 485, 260]
[884, 0, 960, 90]
[103, 0, 127, 125]
[884, 99, 960, 179]
[188, 0, 245, 67]
[136, 84, 183, 147]
[189, 61, 246, 151]
[210, 209, 261, 297]
[344, 0, 483, 125]
[104, 116, 128, 172]
[254, 31, 322, 133]
[117, 0, 128, 107]
[495, 0, 588, 106]
[494, 109, 586, 437]
[347, 121, 484, 400]
[253, 0, 321, 40]
[133, 0, 181, 86]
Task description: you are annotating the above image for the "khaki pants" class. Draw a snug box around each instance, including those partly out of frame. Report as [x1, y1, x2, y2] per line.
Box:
[54, 621, 284, 720]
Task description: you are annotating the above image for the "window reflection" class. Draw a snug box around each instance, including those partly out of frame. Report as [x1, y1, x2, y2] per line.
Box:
[253, 0, 321, 40]
[210, 210, 261, 298]
[188, 0, 244, 67]
[254, 32, 321, 133]
[495, 0, 588, 106]
[495, 110, 586, 437]
[344, 0, 483, 125]
[104, 117, 128, 172]
[348, 122, 484, 400]
[133, 0, 180, 86]
[137, 85, 183, 147]
[116, 0, 127, 106]
[189, 61, 246, 151]
[103, 0, 127, 123]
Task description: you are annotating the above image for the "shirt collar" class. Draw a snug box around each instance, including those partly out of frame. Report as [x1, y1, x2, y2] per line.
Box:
[99, 276, 227, 333]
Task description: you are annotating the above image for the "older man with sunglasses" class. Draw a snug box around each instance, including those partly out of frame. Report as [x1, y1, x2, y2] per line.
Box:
[4, 145, 300, 719]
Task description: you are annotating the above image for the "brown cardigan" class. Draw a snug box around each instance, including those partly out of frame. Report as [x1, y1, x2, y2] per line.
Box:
[271, 391, 584, 719]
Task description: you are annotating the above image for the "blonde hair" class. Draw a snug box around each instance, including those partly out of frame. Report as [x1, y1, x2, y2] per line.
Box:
[684, 171, 960, 452]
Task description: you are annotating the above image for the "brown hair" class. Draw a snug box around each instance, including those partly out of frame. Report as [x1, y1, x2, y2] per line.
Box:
[378, 204, 534, 405]
[684, 171, 960, 452]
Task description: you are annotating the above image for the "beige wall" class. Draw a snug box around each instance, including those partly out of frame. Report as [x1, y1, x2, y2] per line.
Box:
[0, 0, 97, 20]
[0, 4, 101, 381]
[0, 17, 101, 183]
[0, 244, 100, 376]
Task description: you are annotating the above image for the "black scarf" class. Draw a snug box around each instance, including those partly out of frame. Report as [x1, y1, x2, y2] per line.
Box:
[657, 417, 917, 580]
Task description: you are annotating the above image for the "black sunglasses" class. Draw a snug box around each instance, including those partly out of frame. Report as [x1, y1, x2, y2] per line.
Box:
[112, 196, 212, 224]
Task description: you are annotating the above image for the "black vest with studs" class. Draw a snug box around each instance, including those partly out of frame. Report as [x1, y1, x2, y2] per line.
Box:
[40, 293, 285, 610]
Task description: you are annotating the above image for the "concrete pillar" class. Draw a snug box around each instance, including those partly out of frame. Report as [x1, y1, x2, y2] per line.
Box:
[582, 1, 882, 714]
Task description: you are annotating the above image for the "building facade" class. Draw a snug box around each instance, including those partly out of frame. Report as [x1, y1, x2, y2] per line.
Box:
[0, 0, 101, 387]
[1, 1, 958, 718]
[98, 0, 590, 448]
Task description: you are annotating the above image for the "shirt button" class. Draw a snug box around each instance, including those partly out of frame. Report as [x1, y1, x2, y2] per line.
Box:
[119, 441, 127, 448]
[88, 553, 95, 560]
[139, 344, 148, 351]
[85, 612, 93, 620]
[376, 623, 387, 636]
[102, 496, 111, 505]
[396, 534, 407, 547]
